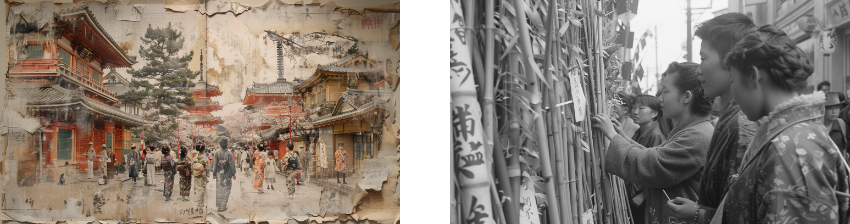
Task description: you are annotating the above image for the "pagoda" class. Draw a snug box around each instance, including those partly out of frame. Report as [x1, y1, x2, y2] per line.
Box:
[244, 72, 302, 158]
[185, 50, 223, 128]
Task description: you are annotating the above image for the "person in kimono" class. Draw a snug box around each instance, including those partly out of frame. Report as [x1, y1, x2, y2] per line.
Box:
[612, 94, 667, 224]
[282, 143, 299, 198]
[265, 151, 278, 190]
[213, 138, 236, 212]
[666, 13, 759, 223]
[592, 61, 715, 224]
[161, 146, 176, 201]
[99, 144, 110, 180]
[192, 144, 209, 205]
[706, 24, 850, 224]
[335, 143, 348, 184]
[242, 149, 252, 174]
[177, 147, 192, 201]
[145, 146, 157, 186]
[128, 144, 140, 183]
[86, 142, 96, 179]
[236, 146, 243, 172]
[253, 143, 266, 193]
[615, 92, 640, 138]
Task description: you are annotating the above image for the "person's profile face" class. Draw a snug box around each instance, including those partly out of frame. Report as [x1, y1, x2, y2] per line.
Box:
[821, 85, 831, 92]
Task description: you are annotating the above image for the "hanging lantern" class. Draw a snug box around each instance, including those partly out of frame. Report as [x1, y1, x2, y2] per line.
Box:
[797, 15, 818, 33]
[820, 29, 837, 54]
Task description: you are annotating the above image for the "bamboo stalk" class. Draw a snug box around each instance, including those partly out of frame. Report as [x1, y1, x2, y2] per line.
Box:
[482, 0, 519, 221]
[451, 0, 497, 223]
[512, 0, 562, 223]
[540, 0, 573, 222]
[449, 96, 458, 224]
[507, 52, 523, 217]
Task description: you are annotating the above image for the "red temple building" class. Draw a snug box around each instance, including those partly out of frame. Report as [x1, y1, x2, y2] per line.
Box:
[185, 77, 224, 128]
[5, 7, 140, 183]
[244, 74, 302, 159]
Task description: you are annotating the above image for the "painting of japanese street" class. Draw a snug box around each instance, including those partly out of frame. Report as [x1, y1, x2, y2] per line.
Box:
[0, 1, 400, 223]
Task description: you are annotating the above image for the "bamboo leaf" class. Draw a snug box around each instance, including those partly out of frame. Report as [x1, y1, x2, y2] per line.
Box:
[510, 88, 531, 103]
[521, 147, 539, 159]
[500, 16, 516, 36]
[570, 18, 582, 27]
[499, 34, 520, 61]
[512, 88, 540, 105]
[503, 0, 516, 16]
[558, 20, 570, 37]
[522, 0, 545, 31]
[571, 45, 585, 55]
[571, 9, 586, 18]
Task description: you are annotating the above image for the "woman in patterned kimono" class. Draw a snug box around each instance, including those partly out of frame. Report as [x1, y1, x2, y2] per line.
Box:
[265, 151, 278, 190]
[177, 147, 192, 201]
[335, 143, 348, 184]
[192, 145, 208, 205]
[592, 61, 714, 224]
[161, 146, 176, 201]
[282, 144, 299, 198]
[710, 24, 850, 223]
[253, 144, 266, 193]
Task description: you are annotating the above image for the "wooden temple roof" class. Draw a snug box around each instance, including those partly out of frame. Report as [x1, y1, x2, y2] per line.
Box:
[57, 7, 135, 68]
[11, 84, 143, 126]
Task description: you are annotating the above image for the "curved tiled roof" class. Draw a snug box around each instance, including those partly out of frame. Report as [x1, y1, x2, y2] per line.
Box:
[192, 100, 220, 106]
[189, 81, 220, 91]
[247, 79, 296, 94]
[58, 6, 136, 66]
[13, 84, 143, 126]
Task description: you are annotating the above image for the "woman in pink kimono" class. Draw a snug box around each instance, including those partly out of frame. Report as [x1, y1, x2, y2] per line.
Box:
[711, 24, 850, 223]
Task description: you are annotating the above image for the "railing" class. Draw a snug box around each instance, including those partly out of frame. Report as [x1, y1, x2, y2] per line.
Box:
[55, 60, 118, 99]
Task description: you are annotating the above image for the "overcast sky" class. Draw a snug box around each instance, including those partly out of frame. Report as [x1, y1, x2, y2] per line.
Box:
[628, 0, 728, 93]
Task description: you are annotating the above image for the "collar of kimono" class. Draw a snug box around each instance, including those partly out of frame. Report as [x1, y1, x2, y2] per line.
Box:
[667, 114, 712, 139]
[755, 91, 825, 129]
[637, 121, 659, 140]
[739, 91, 825, 172]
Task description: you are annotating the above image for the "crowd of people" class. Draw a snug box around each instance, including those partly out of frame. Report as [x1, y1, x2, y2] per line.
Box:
[118, 138, 302, 212]
[590, 12, 850, 224]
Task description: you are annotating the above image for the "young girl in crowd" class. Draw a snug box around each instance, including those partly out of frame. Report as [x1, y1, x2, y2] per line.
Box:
[592, 61, 714, 224]
[614, 94, 667, 224]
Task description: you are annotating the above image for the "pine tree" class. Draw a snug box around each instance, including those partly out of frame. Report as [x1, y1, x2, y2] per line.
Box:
[121, 23, 199, 144]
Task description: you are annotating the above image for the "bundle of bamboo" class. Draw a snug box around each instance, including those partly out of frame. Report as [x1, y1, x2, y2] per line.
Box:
[451, 0, 634, 223]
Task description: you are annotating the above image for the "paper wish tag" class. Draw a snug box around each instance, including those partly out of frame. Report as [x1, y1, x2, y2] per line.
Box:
[581, 209, 594, 224]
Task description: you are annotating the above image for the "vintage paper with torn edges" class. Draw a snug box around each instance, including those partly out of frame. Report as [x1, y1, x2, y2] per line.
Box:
[1, 0, 400, 223]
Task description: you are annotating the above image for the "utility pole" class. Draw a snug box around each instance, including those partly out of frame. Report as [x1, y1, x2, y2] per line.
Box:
[686, 0, 692, 62]
[654, 24, 659, 93]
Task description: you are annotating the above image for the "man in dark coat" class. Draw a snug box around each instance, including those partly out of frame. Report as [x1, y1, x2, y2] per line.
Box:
[212, 138, 236, 212]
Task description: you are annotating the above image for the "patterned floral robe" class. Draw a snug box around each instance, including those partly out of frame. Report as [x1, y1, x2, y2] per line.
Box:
[162, 155, 176, 199]
[723, 92, 850, 223]
[283, 151, 298, 194]
[335, 149, 348, 172]
[178, 157, 192, 197]
[193, 154, 208, 203]
[253, 151, 265, 190]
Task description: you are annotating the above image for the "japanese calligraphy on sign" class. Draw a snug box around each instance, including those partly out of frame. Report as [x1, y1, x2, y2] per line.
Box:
[569, 71, 587, 122]
[829, 0, 850, 26]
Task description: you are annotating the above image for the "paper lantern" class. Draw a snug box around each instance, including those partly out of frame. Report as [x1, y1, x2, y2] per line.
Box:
[798, 16, 818, 33]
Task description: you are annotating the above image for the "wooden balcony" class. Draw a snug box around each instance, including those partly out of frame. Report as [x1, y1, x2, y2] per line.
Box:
[9, 59, 118, 100]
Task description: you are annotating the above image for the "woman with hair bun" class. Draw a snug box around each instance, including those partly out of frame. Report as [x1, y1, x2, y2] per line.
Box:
[592, 61, 715, 224]
[709, 24, 850, 224]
